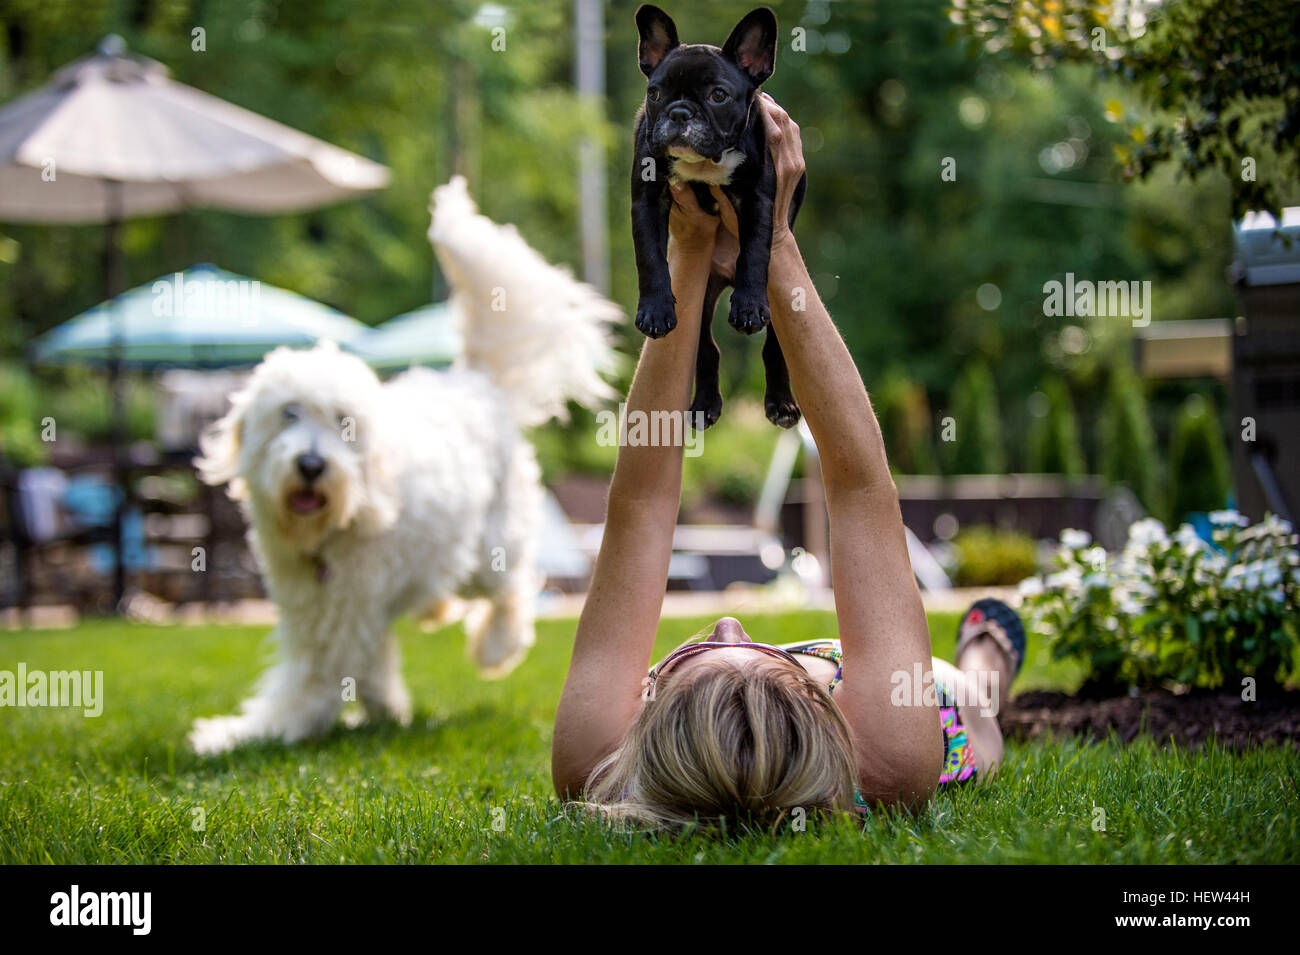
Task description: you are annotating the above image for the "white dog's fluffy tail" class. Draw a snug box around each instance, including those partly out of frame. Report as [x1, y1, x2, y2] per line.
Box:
[429, 176, 621, 428]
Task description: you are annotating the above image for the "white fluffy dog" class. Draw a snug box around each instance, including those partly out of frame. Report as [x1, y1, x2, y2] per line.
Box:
[188, 177, 619, 754]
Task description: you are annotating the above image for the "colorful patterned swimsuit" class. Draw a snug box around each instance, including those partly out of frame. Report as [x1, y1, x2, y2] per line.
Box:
[778, 639, 979, 810]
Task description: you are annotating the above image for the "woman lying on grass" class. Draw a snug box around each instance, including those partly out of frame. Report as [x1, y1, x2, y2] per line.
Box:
[552, 94, 1026, 829]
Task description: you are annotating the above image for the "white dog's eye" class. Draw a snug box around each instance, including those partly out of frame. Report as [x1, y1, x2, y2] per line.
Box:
[282, 404, 302, 422]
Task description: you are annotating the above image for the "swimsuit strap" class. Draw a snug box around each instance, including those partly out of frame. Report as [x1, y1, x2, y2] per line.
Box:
[777, 639, 843, 693]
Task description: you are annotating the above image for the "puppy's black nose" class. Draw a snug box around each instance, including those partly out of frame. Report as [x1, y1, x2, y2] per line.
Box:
[667, 104, 692, 123]
[296, 453, 326, 483]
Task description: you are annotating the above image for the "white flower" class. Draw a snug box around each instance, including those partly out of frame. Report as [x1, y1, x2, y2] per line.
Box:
[1081, 546, 1108, 570]
[1174, 524, 1203, 556]
[1261, 513, 1294, 535]
[1118, 595, 1144, 616]
[1260, 559, 1283, 587]
[1060, 528, 1092, 550]
[1047, 568, 1083, 592]
[1209, 509, 1249, 527]
[1018, 577, 1045, 598]
[1202, 553, 1227, 575]
[1081, 573, 1108, 592]
[1128, 518, 1168, 548]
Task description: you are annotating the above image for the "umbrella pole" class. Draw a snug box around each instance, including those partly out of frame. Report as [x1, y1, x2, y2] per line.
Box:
[104, 181, 127, 612]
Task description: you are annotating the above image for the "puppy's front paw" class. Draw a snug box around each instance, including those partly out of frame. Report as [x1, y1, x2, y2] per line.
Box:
[635, 293, 678, 338]
[728, 292, 770, 335]
[765, 392, 801, 429]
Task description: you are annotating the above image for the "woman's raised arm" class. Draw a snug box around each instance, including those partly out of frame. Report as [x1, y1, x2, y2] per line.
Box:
[551, 185, 719, 798]
[758, 94, 942, 807]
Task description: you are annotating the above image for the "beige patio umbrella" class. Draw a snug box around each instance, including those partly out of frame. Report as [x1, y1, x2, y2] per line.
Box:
[0, 35, 390, 608]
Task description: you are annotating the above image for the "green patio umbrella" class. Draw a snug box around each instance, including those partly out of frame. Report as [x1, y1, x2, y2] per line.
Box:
[345, 301, 461, 372]
[32, 264, 369, 369]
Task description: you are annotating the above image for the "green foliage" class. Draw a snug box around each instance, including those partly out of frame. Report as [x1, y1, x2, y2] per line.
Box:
[952, 526, 1039, 586]
[0, 0, 1240, 483]
[1097, 364, 1162, 516]
[1026, 377, 1085, 476]
[875, 367, 938, 475]
[951, 0, 1300, 220]
[46, 370, 157, 444]
[2, 612, 1297, 863]
[0, 361, 47, 465]
[533, 398, 782, 512]
[1166, 393, 1230, 524]
[942, 361, 1004, 474]
[1021, 514, 1300, 690]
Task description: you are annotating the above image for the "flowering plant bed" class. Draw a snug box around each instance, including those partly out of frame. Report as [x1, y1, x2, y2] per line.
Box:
[1017, 512, 1299, 693]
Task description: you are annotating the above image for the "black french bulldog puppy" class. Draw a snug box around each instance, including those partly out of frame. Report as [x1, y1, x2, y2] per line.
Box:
[631, 4, 806, 429]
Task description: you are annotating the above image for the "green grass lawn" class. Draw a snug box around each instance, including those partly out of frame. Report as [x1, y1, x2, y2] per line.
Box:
[2, 611, 1296, 864]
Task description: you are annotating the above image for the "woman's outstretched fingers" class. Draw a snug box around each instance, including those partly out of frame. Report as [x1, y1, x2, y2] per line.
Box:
[668, 181, 719, 250]
[758, 94, 805, 248]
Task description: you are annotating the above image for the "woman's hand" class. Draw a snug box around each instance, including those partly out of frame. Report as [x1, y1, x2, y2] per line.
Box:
[669, 181, 741, 280]
[758, 93, 806, 253]
[667, 181, 720, 255]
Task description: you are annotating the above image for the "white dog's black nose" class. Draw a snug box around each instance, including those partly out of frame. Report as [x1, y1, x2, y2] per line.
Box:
[296, 453, 326, 483]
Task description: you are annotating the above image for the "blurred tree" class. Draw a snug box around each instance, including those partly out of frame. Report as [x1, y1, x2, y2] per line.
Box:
[950, 0, 1300, 220]
[0, 0, 1246, 498]
[1026, 377, 1085, 476]
[1097, 363, 1163, 515]
[875, 366, 938, 474]
[0, 362, 46, 466]
[1167, 393, 1231, 523]
[942, 360, 1004, 474]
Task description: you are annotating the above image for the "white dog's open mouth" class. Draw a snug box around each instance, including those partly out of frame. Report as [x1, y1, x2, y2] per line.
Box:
[286, 488, 328, 515]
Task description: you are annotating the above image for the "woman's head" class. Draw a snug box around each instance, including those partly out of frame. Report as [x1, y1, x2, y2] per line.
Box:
[581, 619, 856, 830]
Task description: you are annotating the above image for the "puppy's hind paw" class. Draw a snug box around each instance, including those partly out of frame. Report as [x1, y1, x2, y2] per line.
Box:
[689, 389, 723, 430]
[189, 715, 249, 755]
[635, 293, 678, 339]
[765, 393, 801, 429]
[728, 293, 770, 335]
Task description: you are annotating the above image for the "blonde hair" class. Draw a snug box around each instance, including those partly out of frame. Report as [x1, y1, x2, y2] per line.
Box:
[578, 655, 857, 831]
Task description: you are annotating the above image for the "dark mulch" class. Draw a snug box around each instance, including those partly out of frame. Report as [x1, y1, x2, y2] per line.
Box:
[1000, 687, 1300, 750]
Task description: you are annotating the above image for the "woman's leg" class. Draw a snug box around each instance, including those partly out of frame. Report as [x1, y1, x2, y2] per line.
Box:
[943, 599, 1027, 780]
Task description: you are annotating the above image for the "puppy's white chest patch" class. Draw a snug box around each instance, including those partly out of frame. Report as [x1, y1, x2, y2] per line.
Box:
[667, 147, 745, 186]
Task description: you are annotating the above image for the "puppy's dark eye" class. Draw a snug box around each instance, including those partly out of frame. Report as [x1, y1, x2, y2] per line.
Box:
[709, 88, 728, 104]
[282, 404, 301, 422]
[648, 87, 662, 103]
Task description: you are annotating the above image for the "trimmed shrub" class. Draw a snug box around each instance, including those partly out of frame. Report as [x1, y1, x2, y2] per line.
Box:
[1097, 365, 1162, 517]
[942, 360, 1005, 475]
[1026, 377, 1085, 476]
[953, 525, 1039, 586]
[1167, 393, 1230, 524]
[875, 367, 937, 475]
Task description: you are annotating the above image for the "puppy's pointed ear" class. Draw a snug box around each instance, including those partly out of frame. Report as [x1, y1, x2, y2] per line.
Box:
[195, 395, 248, 500]
[722, 7, 778, 85]
[636, 4, 679, 78]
